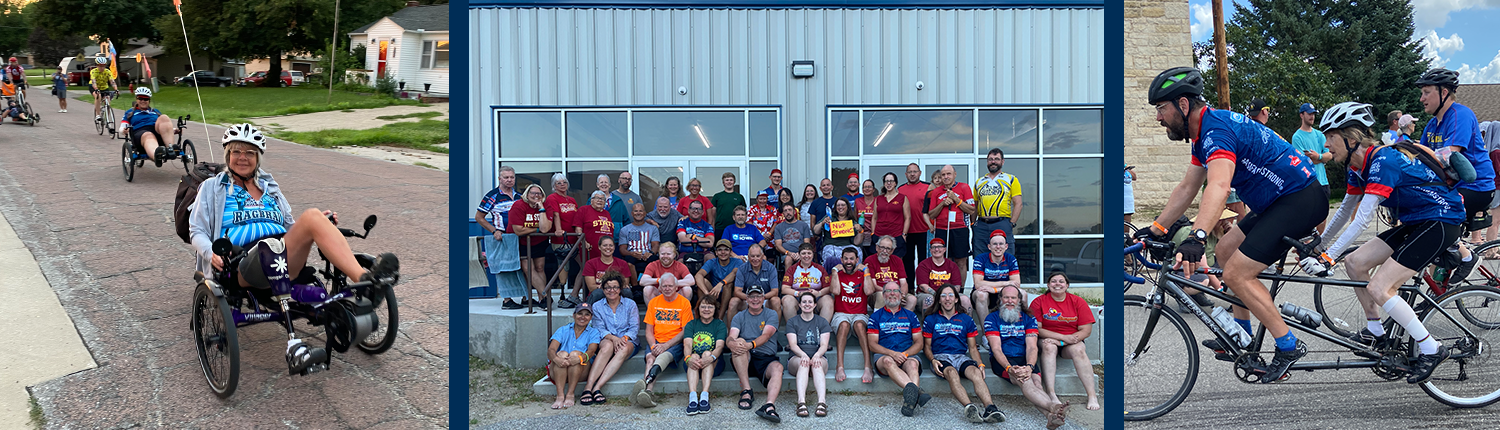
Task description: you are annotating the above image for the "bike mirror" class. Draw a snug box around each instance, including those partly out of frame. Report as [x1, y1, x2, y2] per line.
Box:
[363, 214, 378, 232]
[212, 238, 234, 257]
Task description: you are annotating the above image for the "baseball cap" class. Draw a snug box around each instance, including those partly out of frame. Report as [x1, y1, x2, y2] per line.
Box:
[1299, 103, 1318, 114]
[770, 169, 782, 176]
[1398, 114, 1416, 127]
[1248, 98, 1269, 114]
[715, 239, 733, 250]
[929, 237, 946, 247]
[574, 302, 594, 315]
[757, 189, 770, 197]
[746, 285, 766, 295]
[848, 173, 859, 180]
[990, 229, 1007, 239]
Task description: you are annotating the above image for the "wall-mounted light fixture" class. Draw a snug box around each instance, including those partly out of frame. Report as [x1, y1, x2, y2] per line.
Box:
[791, 60, 814, 78]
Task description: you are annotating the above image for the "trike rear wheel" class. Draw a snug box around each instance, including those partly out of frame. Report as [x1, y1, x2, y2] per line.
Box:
[192, 283, 240, 398]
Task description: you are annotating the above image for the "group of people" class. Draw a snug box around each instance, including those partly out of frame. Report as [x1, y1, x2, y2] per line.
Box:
[484, 161, 1097, 424]
[1135, 65, 1493, 385]
[545, 267, 1090, 427]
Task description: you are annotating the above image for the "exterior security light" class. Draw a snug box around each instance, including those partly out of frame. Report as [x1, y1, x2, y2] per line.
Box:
[791, 60, 814, 78]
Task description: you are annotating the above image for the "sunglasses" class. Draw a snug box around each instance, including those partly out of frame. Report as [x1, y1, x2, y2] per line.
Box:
[136, 97, 151, 101]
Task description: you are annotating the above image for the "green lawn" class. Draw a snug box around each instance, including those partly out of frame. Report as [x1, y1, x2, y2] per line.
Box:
[76, 85, 422, 124]
[273, 119, 449, 153]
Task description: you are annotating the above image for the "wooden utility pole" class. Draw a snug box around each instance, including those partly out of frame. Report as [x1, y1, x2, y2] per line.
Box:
[327, 0, 341, 104]
[1213, 0, 1230, 109]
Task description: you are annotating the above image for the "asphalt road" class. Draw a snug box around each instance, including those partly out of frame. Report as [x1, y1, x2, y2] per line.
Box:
[0, 112, 449, 428]
[1123, 226, 1500, 429]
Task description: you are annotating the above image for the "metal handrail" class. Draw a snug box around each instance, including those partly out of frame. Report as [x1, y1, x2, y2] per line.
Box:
[518, 231, 584, 336]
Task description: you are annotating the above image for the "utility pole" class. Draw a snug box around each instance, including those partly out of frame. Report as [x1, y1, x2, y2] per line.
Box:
[1213, 0, 1230, 109]
[327, 0, 340, 104]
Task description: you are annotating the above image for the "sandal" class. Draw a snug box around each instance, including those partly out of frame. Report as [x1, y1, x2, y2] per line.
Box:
[589, 390, 605, 405]
[796, 402, 809, 417]
[756, 403, 782, 423]
[815, 402, 828, 417]
[578, 391, 595, 406]
[737, 389, 755, 410]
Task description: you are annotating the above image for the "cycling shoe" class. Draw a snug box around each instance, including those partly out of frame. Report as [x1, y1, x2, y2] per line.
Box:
[1347, 328, 1384, 347]
[1259, 340, 1306, 383]
[153, 146, 166, 167]
[1407, 347, 1450, 384]
[286, 339, 329, 375]
[1201, 339, 1235, 362]
[360, 252, 400, 286]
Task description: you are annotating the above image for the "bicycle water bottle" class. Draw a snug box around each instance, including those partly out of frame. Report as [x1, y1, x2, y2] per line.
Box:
[1210, 307, 1250, 348]
[1280, 303, 1324, 329]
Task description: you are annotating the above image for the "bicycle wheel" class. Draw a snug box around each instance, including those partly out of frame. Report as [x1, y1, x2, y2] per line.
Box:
[192, 283, 239, 398]
[95, 114, 104, 135]
[120, 142, 134, 182]
[1315, 283, 1369, 338]
[1419, 286, 1500, 408]
[356, 283, 400, 354]
[1467, 240, 1500, 288]
[180, 140, 197, 174]
[1123, 295, 1199, 421]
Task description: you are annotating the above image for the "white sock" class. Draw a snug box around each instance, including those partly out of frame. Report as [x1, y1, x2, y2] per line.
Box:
[1367, 320, 1385, 337]
[1383, 296, 1440, 355]
[700, 391, 710, 401]
[1462, 254, 1473, 262]
[689, 391, 699, 402]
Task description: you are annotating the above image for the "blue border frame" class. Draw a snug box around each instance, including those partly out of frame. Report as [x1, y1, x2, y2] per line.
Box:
[449, 1, 471, 428]
[470, 0, 1104, 9]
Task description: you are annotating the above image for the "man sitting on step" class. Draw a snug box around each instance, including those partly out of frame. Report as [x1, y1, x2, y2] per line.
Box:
[629, 273, 691, 408]
[728, 285, 786, 423]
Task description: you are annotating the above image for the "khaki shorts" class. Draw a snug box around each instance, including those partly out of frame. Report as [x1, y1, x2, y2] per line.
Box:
[831, 312, 869, 328]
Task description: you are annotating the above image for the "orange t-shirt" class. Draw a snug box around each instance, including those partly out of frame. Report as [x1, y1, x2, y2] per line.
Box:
[645, 294, 693, 343]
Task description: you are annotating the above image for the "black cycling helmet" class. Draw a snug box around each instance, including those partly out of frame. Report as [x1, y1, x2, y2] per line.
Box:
[1148, 67, 1204, 105]
[1415, 68, 1460, 89]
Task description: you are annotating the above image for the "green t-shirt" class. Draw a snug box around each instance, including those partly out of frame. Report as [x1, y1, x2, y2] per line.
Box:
[711, 191, 747, 230]
[683, 318, 728, 358]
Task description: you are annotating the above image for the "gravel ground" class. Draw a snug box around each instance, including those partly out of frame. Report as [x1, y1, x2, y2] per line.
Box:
[470, 360, 1103, 429]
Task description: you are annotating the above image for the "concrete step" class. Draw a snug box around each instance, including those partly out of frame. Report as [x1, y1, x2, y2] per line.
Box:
[530, 345, 1097, 398]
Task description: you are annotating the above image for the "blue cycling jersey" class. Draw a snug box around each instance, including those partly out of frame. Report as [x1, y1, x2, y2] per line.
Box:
[1189, 107, 1316, 213]
[972, 252, 1019, 282]
[1346, 146, 1465, 225]
[123, 108, 162, 131]
[1420, 102, 1494, 192]
[922, 312, 977, 356]
[221, 184, 287, 247]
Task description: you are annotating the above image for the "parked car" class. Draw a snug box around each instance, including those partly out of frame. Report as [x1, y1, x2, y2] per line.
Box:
[288, 71, 305, 85]
[176, 70, 232, 87]
[238, 70, 293, 87]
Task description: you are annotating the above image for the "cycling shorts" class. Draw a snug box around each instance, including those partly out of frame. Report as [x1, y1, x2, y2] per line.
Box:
[1458, 188, 1494, 231]
[1376, 220, 1462, 271]
[1233, 184, 1328, 265]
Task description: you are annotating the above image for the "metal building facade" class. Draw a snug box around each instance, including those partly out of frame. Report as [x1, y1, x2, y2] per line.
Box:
[472, 5, 1105, 205]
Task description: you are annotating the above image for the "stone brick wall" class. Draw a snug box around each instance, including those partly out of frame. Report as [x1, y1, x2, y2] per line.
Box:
[1124, 0, 1193, 217]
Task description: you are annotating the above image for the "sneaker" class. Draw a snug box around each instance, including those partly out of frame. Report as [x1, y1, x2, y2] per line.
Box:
[901, 383, 918, 417]
[1451, 255, 1479, 283]
[57, 109, 65, 113]
[1201, 339, 1235, 362]
[700, 397, 710, 413]
[639, 390, 658, 408]
[501, 299, 523, 310]
[963, 403, 983, 423]
[1259, 340, 1307, 383]
[916, 391, 932, 408]
[1192, 292, 1214, 307]
[285, 339, 328, 375]
[688, 400, 700, 415]
[521, 297, 537, 307]
[557, 296, 578, 309]
[153, 147, 166, 167]
[983, 404, 1006, 423]
[538, 296, 553, 310]
[1407, 347, 1451, 384]
[360, 252, 401, 286]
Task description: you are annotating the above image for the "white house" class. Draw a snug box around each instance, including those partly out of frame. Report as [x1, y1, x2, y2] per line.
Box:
[348, 2, 448, 95]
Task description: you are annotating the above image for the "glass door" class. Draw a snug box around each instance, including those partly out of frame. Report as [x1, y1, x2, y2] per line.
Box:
[633, 160, 746, 211]
[634, 162, 688, 211]
[689, 161, 747, 202]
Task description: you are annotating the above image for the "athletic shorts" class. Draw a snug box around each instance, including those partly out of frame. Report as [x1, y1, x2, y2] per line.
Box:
[988, 354, 1041, 381]
[1376, 220, 1462, 271]
[872, 353, 923, 378]
[130, 127, 152, 148]
[748, 351, 781, 388]
[1234, 184, 1329, 265]
[831, 312, 869, 329]
[932, 228, 971, 260]
[932, 353, 977, 379]
[1458, 188, 1495, 231]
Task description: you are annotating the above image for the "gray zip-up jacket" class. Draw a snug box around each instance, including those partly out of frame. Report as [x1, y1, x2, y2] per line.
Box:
[188, 170, 295, 275]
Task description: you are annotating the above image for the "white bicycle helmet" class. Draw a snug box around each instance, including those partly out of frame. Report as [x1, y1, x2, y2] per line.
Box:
[222, 123, 267, 152]
[1318, 102, 1375, 133]
[133, 87, 152, 98]
[94, 56, 108, 65]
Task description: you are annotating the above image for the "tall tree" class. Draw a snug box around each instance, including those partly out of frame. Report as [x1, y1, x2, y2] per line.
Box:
[29, 27, 87, 74]
[0, 0, 27, 57]
[152, 0, 403, 87]
[31, 0, 171, 45]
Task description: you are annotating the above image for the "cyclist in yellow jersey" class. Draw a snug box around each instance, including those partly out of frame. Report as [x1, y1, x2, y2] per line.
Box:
[973, 148, 1023, 253]
[88, 57, 115, 121]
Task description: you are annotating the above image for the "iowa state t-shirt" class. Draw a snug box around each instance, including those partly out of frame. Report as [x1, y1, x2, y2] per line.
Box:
[783, 264, 830, 295]
[864, 255, 907, 288]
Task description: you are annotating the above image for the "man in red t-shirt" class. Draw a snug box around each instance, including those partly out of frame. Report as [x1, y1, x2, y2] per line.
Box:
[863, 235, 913, 311]
[897, 163, 935, 278]
[781, 243, 833, 322]
[915, 238, 969, 314]
[641, 243, 696, 304]
[580, 236, 637, 304]
[829, 246, 874, 383]
[927, 165, 976, 277]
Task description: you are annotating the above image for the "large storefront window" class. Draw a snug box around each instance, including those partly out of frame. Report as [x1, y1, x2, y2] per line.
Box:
[830, 106, 1103, 286]
[495, 107, 780, 211]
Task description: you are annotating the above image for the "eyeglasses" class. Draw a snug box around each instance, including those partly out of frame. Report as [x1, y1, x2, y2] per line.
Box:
[228, 149, 258, 158]
[604, 285, 622, 290]
[877, 245, 895, 251]
[939, 293, 956, 298]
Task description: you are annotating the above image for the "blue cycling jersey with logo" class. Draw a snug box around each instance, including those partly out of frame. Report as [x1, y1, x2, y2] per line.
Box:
[123, 108, 162, 131]
[221, 185, 287, 247]
[1419, 102, 1494, 192]
[923, 312, 977, 356]
[1189, 107, 1316, 213]
[868, 306, 921, 353]
[972, 252, 1019, 282]
[1346, 146, 1465, 225]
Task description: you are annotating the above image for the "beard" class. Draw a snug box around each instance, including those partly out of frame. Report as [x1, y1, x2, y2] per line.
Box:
[1000, 306, 1021, 323]
[1163, 121, 1187, 141]
[988, 163, 1000, 173]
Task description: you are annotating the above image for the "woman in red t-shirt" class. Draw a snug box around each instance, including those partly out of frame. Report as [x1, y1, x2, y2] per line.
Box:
[676, 178, 713, 217]
[579, 235, 637, 304]
[855, 179, 877, 255]
[508, 185, 554, 307]
[1028, 271, 1099, 411]
[545, 175, 582, 304]
[575, 191, 615, 262]
[871, 172, 911, 259]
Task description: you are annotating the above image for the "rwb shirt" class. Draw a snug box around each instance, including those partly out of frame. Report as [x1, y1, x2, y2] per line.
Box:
[1346, 146, 1465, 225]
[1190, 107, 1315, 213]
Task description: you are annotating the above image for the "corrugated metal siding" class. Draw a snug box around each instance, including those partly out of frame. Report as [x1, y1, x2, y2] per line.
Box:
[471, 7, 1103, 204]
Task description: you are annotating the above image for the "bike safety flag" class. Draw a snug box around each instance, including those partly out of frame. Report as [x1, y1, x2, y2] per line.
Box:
[173, 0, 182, 16]
[136, 53, 152, 78]
[100, 40, 118, 80]
[830, 220, 855, 238]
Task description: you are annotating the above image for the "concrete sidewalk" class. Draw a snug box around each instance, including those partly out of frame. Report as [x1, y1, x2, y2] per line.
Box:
[0, 207, 95, 429]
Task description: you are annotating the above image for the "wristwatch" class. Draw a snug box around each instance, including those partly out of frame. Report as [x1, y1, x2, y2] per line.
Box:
[1190, 228, 1208, 241]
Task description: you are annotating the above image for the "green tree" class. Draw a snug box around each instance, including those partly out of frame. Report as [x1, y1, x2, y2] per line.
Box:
[31, 0, 171, 45]
[28, 27, 88, 75]
[0, 0, 28, 57]
[153, 0, 403, 87]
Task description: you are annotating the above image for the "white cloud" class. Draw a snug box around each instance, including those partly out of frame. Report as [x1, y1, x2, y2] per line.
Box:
[1453, 50, 1500, 84]
[1412, 0, 1500, 36]
[1190, 2, 1213, 41]
[1422, 31, 1465, 55]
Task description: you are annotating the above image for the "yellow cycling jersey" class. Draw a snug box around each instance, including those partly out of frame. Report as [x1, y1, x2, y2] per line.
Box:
[90, 68, 113, 89]
[974, 172, 1022, 218]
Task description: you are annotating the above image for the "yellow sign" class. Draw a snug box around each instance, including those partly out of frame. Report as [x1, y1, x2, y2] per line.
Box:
[831, 220, 854, 238]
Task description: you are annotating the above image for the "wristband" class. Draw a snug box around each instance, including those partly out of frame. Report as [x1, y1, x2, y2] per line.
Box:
[1152, 220, 1166, 234]
[1059, 341, 1065, 347]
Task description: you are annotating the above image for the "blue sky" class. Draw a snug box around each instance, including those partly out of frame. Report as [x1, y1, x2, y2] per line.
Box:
[1189, 0, 1500, 84]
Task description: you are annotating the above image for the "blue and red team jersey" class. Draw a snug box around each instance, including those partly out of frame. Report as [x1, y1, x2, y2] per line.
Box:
[868, 306, 922, 353]
[1346, 146, 1465, 225]
[972, 252, 1020, 282]
[1189, 107, 1316, 213]
[922, 312, 978, 356]
[983, 311, 1039, 358]
[1420, 102, 1495, 193]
